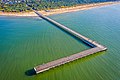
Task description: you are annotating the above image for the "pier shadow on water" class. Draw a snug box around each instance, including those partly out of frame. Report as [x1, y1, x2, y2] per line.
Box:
[25, 68, 36, 76]
[45, 19, 96, 48]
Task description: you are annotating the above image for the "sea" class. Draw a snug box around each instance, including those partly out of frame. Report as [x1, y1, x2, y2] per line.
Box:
[0, 4, 120, 80]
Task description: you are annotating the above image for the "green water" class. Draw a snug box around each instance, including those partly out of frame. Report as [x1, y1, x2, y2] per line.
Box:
[0, 4, 120, 80]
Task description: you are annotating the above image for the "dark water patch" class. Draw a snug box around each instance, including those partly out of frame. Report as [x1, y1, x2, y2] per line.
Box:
[25, 68, 36, 76]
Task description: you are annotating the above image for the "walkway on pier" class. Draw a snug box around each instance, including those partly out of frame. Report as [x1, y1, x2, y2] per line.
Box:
[35, 11, 106, 50]
[34, 47, 103, 74]
[34, 11, 107, 74]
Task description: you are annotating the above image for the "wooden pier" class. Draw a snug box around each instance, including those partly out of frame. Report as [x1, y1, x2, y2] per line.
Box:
[34, 11, 107, 74]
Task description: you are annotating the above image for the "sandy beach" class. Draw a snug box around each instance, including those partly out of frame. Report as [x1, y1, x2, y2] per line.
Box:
[0, 1, 120, 17]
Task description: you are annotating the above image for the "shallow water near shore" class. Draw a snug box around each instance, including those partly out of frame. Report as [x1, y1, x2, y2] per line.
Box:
[0, 4, 120, 80]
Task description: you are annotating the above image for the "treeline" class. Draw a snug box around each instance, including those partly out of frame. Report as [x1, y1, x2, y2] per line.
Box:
[42, 0, 119, 4]
[0, 3, 32, 12]
[0, 0, 119, 12]
[27, 1, 77, 10]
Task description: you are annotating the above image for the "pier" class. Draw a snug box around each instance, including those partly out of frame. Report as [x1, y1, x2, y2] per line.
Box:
[34, 11, 107, 74]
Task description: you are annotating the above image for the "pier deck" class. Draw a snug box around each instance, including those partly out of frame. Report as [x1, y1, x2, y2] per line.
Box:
[34, 11, 107, 74]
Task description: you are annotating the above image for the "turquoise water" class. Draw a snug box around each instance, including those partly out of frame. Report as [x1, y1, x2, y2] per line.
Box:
[0, 4, 120, 80]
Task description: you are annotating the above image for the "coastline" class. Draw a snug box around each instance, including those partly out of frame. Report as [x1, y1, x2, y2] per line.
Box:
[0, 1, 120, 17]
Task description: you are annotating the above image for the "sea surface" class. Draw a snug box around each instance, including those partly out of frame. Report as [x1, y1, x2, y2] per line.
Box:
[0, 4, 120, 80]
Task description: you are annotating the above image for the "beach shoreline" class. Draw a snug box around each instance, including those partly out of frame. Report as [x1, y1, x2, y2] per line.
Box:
[0, 1, 120, 17]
